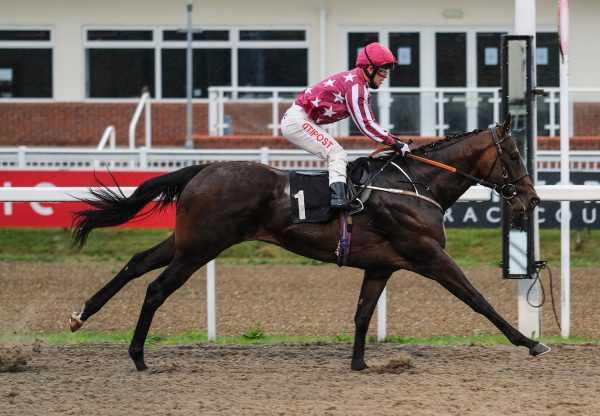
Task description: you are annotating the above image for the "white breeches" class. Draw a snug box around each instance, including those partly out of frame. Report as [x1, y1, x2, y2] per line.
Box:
[281, 104, 347, 185]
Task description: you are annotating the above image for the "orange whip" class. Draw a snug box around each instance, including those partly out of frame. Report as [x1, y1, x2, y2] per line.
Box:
[369, 146, 457, 173]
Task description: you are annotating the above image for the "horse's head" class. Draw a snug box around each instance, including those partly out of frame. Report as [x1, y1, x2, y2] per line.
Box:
[484, 114, 540, 228]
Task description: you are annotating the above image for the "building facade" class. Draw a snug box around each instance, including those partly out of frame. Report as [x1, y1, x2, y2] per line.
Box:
[1, 0, 599, 147]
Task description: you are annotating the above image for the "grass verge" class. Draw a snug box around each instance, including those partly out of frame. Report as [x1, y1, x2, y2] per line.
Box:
[1, 227, 600, 267]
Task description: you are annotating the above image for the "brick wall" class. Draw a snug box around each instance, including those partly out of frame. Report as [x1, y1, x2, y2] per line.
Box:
[0, 102, 208, 147]
[1, 101, 600, 148]
[574, 103, 600, 136]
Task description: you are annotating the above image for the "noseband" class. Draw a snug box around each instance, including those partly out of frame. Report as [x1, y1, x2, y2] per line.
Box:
[486, 127, 530, 200]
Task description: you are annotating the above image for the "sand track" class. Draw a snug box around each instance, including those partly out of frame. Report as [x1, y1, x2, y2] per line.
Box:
[1, 263, 599, 415]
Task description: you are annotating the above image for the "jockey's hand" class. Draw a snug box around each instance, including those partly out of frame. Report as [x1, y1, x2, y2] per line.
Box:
[391, 140, 411, 156]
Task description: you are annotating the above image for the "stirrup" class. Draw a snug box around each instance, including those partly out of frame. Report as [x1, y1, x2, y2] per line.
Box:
[331, 198, 362, 211]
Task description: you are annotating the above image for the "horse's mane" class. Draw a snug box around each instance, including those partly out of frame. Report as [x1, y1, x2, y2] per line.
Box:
[413, 128, 486, 155]
[362, 127, 489, 163]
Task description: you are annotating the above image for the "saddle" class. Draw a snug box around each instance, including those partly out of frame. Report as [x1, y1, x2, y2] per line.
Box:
[289, 157, 372, 224]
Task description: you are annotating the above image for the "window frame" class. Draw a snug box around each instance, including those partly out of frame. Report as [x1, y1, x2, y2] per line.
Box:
[83, 27, 158, 100]
[83, 26, 309, 101]
[341, 25, 559, 136]
[0, 26, 54, 100]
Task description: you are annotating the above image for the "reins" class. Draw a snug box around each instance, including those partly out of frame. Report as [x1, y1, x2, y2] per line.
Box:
[406, 153, 499, 192]
[406, 127, 530, 200]
[355, 126, 530, 208]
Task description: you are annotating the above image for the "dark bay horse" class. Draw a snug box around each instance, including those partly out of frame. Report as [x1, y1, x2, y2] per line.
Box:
[69, 114, 549, 371]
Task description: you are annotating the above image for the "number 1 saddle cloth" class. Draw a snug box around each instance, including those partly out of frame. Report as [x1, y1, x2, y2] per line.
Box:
[288, 157, 372, 224]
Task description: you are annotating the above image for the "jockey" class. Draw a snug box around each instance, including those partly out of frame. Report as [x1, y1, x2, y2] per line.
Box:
[281, 41, 411, 210]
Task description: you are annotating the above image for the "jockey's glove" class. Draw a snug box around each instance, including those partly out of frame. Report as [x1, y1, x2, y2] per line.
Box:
[391, 140, 411, 156]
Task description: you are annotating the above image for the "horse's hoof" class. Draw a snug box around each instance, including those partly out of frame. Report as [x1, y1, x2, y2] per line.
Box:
[351, 360, 369, 371]
[69, 312, 84, 332]
[134, 360, 148, 371]
[529, 342, 551, 356]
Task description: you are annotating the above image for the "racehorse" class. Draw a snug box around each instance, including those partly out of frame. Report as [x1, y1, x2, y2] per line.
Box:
[69, 114, 550, 371]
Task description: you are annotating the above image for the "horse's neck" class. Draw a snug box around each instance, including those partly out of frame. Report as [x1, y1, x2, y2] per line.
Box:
[419, 137, 490, 210]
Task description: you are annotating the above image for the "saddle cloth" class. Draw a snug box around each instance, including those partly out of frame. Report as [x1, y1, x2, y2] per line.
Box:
[289, 157, 371, 224]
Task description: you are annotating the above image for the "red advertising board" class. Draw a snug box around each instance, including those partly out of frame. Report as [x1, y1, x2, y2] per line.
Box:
[0, 170, 175, 228]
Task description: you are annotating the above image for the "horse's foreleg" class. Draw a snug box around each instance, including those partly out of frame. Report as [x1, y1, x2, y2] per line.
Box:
[419, 249, 550, 356]
[128, 252, 203, 371]
[351, 270, 391, 371]
[70, 234, 176, 332]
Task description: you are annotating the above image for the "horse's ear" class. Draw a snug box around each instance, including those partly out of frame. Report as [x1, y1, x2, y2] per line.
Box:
[500, 113, 512, 133]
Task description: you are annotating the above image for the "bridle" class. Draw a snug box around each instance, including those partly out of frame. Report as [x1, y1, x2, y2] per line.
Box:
[485, 126, 530, 200]
[406, 126, 530, 201]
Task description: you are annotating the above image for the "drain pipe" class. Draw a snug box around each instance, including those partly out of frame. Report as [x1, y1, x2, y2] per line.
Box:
[319, 0, 326, 80]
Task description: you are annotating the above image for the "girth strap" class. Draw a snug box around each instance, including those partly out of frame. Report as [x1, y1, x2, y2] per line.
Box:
[335, 212, 353, 267]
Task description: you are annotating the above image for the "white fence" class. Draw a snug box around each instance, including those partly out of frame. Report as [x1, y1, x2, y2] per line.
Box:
[207, 86, 600, 138]
[2, 146, 600, 172]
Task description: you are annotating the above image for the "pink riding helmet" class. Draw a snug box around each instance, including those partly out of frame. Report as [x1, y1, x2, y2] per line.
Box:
[356, 42, 397, 69]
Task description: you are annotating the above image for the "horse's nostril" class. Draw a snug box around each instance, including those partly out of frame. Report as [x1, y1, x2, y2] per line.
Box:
[531, 197, 540, 208]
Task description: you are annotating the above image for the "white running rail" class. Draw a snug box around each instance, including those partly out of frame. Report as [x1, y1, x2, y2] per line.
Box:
[1, 147, 599, 172]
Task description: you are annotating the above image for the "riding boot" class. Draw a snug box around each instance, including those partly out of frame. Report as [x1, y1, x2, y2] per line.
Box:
[330, 182, 362, 211]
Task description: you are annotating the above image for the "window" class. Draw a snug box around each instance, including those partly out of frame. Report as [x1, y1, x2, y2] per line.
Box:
[436, 33, 467, 134]
[0, 30, 50, 41]
[85, 29, 155, 98]
[87, 49, 155, 98]
[536, 32, 560, 136]
[87, 30, 153, 41]
[477, 32, 505, 87]
[389, 32, 420, 135]
[85, 27, 308, 99]
[346, 33, 380, 136]
[238, 48, 306, 87]
[536, 32, 559, 87]
[239, 30, 305, 41]
[162, 49, 231, 98]
[0, 29, 52, 98]
[389, 32, 419, 87]
[347, 32, 379, 69]
[163, 30, 229, 41]
[436, 33, 466, 87]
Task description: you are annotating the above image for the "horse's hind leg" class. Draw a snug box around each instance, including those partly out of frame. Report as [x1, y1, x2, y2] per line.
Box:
[419, 249, 550, 356]
[351, 270, 391, 371]
[128, 252, 205, 371]
[69, 233, 176, 331]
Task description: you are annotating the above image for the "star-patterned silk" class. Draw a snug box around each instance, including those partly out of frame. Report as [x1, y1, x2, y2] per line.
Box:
[294, 67, 396, 146]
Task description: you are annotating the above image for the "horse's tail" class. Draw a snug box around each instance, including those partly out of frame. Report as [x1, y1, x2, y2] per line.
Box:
[72, 164, 208, 247]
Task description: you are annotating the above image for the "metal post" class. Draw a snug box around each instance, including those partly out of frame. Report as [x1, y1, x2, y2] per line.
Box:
[319, 0, 326, 80]
[185, 0, 194, 149]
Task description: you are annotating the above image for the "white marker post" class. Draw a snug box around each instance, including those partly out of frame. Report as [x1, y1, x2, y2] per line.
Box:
[514, 0, 541, 338]
[207, 260, 216, 341]
[558, 0, 571, 338]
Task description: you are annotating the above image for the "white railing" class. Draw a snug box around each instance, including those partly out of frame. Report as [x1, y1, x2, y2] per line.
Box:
[128, 92, 152, 150]
[208, 86, 302, 136]
[541, 87, 600, 136]
[97, 125, 116, 151]
[1, 146, 599, 172]
[207, 86, 600, 138]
